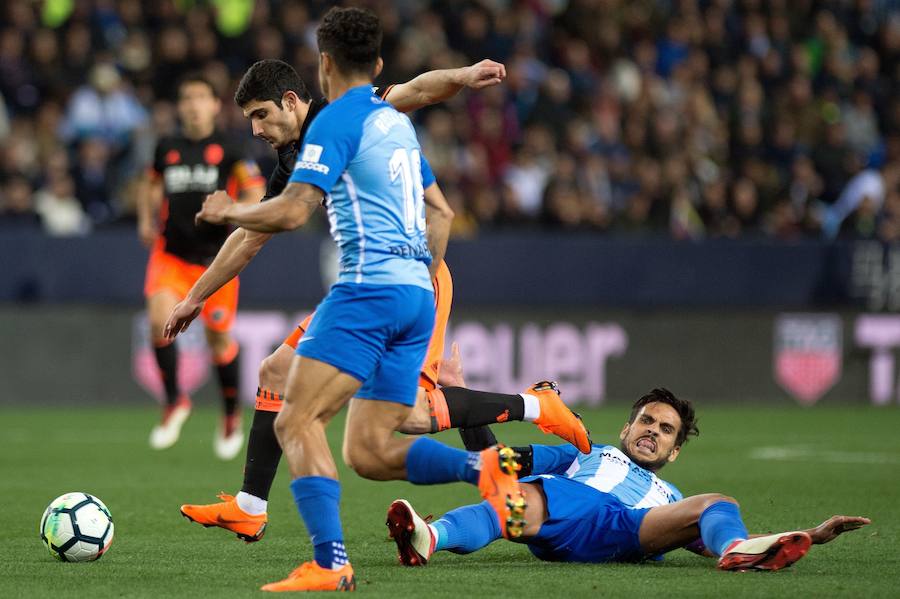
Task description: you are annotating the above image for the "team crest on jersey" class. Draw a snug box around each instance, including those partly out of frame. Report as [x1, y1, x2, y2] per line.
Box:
[165, 149, 181, 165]
[204, 143, 225, 165]
[774, 314, 842, 405]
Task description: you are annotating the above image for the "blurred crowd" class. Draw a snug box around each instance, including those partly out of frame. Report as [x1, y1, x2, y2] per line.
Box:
[0, 0, 899, 240]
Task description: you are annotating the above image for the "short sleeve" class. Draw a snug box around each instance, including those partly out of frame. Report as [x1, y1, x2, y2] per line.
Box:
[420, 151, 435, 188]
[531, 444, 581, 475]
[288, 106, 359, 194]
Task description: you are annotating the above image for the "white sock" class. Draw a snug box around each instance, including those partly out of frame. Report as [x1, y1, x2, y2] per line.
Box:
[235, 491, 267, 515]
[521, 393, 541, 422]
[428, 524, 440, 548]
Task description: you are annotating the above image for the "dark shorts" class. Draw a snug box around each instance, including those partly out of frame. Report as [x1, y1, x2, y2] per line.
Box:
[522, 475, 649, 563]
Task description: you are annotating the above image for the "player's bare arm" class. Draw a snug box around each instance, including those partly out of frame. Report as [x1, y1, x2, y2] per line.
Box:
[386, 59, 506, 113]
[196, 182, 321, 233]
[137, 173, 163, 247]
[164, 226, 271, 339]
[423, 183, 454, 279]
[236, 182, 266, 204]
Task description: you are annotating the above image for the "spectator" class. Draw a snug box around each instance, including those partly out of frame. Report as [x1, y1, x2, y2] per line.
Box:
[0, 175, 40, 228]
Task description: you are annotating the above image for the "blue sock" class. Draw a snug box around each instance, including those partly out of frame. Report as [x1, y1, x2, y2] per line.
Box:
[289, 476, 348, 569]
[405, 437, 479, 485]
[699, 501, 749, 556]
[432, 501, 501, 554]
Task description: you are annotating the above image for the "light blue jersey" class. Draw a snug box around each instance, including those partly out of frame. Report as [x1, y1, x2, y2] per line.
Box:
[289, 85, 434, 291]
[531, 443, 682, 509]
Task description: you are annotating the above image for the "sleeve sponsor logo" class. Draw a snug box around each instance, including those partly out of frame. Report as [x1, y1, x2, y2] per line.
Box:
[301, 144, 323, 163]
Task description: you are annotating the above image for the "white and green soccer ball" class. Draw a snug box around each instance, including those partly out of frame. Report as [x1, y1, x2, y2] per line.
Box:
[40, 493, 114, 562]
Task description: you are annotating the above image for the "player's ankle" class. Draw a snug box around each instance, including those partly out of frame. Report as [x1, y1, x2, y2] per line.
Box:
[520, 393, 540, 422]
[236, 491, 268, 515]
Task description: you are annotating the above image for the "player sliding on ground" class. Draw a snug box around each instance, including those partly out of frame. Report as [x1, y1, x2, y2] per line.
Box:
[387, 388, 871, 572]
[179, 7, 586, 592]
[164, 59, 590, 540]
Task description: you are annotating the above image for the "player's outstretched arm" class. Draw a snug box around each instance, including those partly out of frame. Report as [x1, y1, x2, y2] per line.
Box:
[196, 183, 322, 233]
[385, 59, 506, 113]
[423, 182, 454, 279]
[164, 226, 271, 339]
[805, 515, 871, 545]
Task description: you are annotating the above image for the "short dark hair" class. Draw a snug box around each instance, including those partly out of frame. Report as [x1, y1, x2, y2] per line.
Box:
[316, 7, 381, 76]
[177, 72, 217, 98]
[628, 388, 699, 446]
[234, 59, 311, 108]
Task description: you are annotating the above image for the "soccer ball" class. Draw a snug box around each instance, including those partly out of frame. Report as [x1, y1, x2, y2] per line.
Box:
[40, 492, 114, 562]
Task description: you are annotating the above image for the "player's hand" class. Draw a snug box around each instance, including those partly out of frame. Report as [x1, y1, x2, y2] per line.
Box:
[196, 190, 232, 226]
[459, 59, 506, 89]
[164, 297, 204, 340]
[807, 515, 871, 545]
[138, 219, 156, 248]
[436, 342, 466, 387]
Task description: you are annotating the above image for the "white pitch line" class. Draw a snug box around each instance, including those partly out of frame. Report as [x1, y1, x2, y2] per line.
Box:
[750, 446, 900, 465]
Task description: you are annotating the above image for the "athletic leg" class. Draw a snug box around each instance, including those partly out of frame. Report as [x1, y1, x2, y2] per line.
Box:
[147, 290, 192, 449]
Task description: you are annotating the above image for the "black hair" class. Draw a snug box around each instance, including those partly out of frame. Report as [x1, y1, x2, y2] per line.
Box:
[316, 6, 382, 76]
[177, 72, 217, 98]
[628, 388, 699, 446]
[234, 59, 311, 108]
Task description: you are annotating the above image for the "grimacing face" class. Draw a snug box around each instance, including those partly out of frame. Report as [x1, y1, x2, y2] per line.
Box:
[619, 401, 683, 471]
[177, 82, 220, 134]
[242, 96, 299, 149]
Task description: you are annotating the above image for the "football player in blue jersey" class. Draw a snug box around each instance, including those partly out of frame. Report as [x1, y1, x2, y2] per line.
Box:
[191, 7, 533, 592]
[387, 388, 871, 572]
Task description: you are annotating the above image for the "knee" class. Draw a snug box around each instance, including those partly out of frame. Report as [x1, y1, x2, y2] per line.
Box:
[700, 493, 739, 514]
[342, 437, 388, 480]
[258, 353, 285, 390]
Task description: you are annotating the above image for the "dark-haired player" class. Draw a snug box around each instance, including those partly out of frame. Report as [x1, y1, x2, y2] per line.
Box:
[137, 74, 265, 458]
[182, 7, 575, 591]
[388, 388, 871, 571]
[168, 38, 589, 554]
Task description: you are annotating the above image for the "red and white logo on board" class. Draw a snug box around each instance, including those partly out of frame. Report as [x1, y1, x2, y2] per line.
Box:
[774, 314, 842, 405]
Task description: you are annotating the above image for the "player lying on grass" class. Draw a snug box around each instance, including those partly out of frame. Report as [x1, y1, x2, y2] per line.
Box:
[180, 342, 588, 543]
[387, 388, 871, 571]
[165, 59, 585, 540]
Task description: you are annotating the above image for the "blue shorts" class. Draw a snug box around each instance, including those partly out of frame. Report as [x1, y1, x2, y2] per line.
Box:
[522, 475, 649, 563]
[297, 282, 434, 406]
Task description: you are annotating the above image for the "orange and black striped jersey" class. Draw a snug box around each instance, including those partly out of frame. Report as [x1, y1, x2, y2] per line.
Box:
[149, 130, 264, 265]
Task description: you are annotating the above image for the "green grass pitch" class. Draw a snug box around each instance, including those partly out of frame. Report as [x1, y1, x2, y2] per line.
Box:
[2, 404, 897, 598]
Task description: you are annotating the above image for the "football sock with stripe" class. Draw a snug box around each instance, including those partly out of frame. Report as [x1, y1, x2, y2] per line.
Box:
[431, 501, 502, 554]
[405, 437, 480, 485]
[239, 388, 283, 503]
[214, 342, 240, 417]
[699, 501, 749, 556]
[153, 341, 179, 407]
[290, 476, 348, 569]
[430, 387, 526, 431]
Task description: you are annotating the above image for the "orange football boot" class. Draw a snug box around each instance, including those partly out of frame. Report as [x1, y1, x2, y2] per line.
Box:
[526, 381, 592, 453]
[718, 531, 812, 572]
[261, 561, 356, 592]
[180, 493, 267, 543]
[478, 446, 527, 539]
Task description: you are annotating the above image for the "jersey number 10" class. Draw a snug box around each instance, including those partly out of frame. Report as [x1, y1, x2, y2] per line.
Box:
[389, 148, 427, 235]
